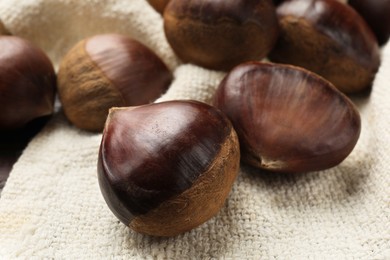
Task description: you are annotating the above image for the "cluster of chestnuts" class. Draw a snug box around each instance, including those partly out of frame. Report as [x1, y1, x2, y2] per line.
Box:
[2, 0, 387, 237]
[96, 0, 382, 237]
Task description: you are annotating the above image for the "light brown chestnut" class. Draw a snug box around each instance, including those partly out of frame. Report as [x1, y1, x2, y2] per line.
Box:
[269, 0, 380, 94]
[164, 0, 279, 71]
[0, 36, 56, 130]
[97, 100, 240, 236]
[57, 34, 173, 132]
[147, 0, 170, 14]
[214, 62, 361, 173]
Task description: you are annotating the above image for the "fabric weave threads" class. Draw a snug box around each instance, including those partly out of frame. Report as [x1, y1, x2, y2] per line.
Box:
[0, 0, 389, 258]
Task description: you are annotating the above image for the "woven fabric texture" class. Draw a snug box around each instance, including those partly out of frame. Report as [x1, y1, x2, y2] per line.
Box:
[0, 0, 389, 258]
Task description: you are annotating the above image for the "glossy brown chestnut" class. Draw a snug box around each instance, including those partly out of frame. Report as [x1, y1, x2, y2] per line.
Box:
[147, 0, 170, 14]
[164, 0, 279, 71]
[0, 36, 56, 130]
[348, 0, 390, 45]
[269, 0, 380, 94]
[97, 100, 240, 237]
[57, 34, 173, 132]
[214, 62, 361, 173]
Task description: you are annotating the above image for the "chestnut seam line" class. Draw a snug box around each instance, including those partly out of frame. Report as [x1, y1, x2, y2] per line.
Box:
[83, 41, 128, 107]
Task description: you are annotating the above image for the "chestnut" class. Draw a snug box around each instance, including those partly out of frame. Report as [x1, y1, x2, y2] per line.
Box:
[57, 34, 173, 132]
[269, 0, 380, 94]
[348, 0, 390, 45]
[97, 100, 240, 236]
[273, 0, 284, 5]
[147, 0, 170, 14]
[214, 62, 361, 173]
[163, 0, 279, 71]
[0, 36, 56, 130]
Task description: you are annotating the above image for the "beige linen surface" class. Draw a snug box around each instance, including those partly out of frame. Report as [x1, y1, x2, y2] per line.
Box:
[0, 0, 389, 259]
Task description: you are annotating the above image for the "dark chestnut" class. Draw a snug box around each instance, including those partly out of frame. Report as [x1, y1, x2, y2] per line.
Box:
[163, 0, 279, 71]
[214, 62, 361, 173]
[348, 0, 390, 45]
[97, 100, 240, 236]
[269, 0, 380, 94]
[0, 36, 56, 130]
[147, 0, 170, 14]
[57, 34, 173, 132]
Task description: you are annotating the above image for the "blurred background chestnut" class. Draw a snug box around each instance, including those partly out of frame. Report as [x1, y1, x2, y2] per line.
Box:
[269, 0, 380, 94]
[348, 0, 390, 45]
[164, 0, 279, 71]
[147, 0, 170, 14]
[57, 34, 173, 132]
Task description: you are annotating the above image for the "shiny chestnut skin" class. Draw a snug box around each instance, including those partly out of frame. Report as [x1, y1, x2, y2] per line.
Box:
[98, 100, 240, 236]
[269, 0, 380, 94]
[57, 34, 173, 132]
[164, 0, 279, 71]
[0, 36, 56, 130]
[214, 62, 361, 173]
[348, 0, 390, 45]
[147, 0, 170, 13]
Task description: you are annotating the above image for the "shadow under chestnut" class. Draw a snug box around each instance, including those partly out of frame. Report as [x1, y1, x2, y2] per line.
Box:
[0, 116, 50, 194]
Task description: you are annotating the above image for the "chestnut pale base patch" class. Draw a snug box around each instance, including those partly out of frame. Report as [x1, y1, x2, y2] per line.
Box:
[130, 130, 240, 237]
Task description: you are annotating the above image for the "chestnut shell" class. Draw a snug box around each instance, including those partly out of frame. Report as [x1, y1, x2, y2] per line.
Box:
[214, 62, 361, 173]
[58, 34, 172, 132]
[164, 0, 279, 71]
[98, 100, 240, 236]
[269, 0, 380, 94]
[0, 36, 56, 130]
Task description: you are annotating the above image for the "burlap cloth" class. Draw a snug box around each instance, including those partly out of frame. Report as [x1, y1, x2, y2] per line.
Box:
[0, 0, 389, 258]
